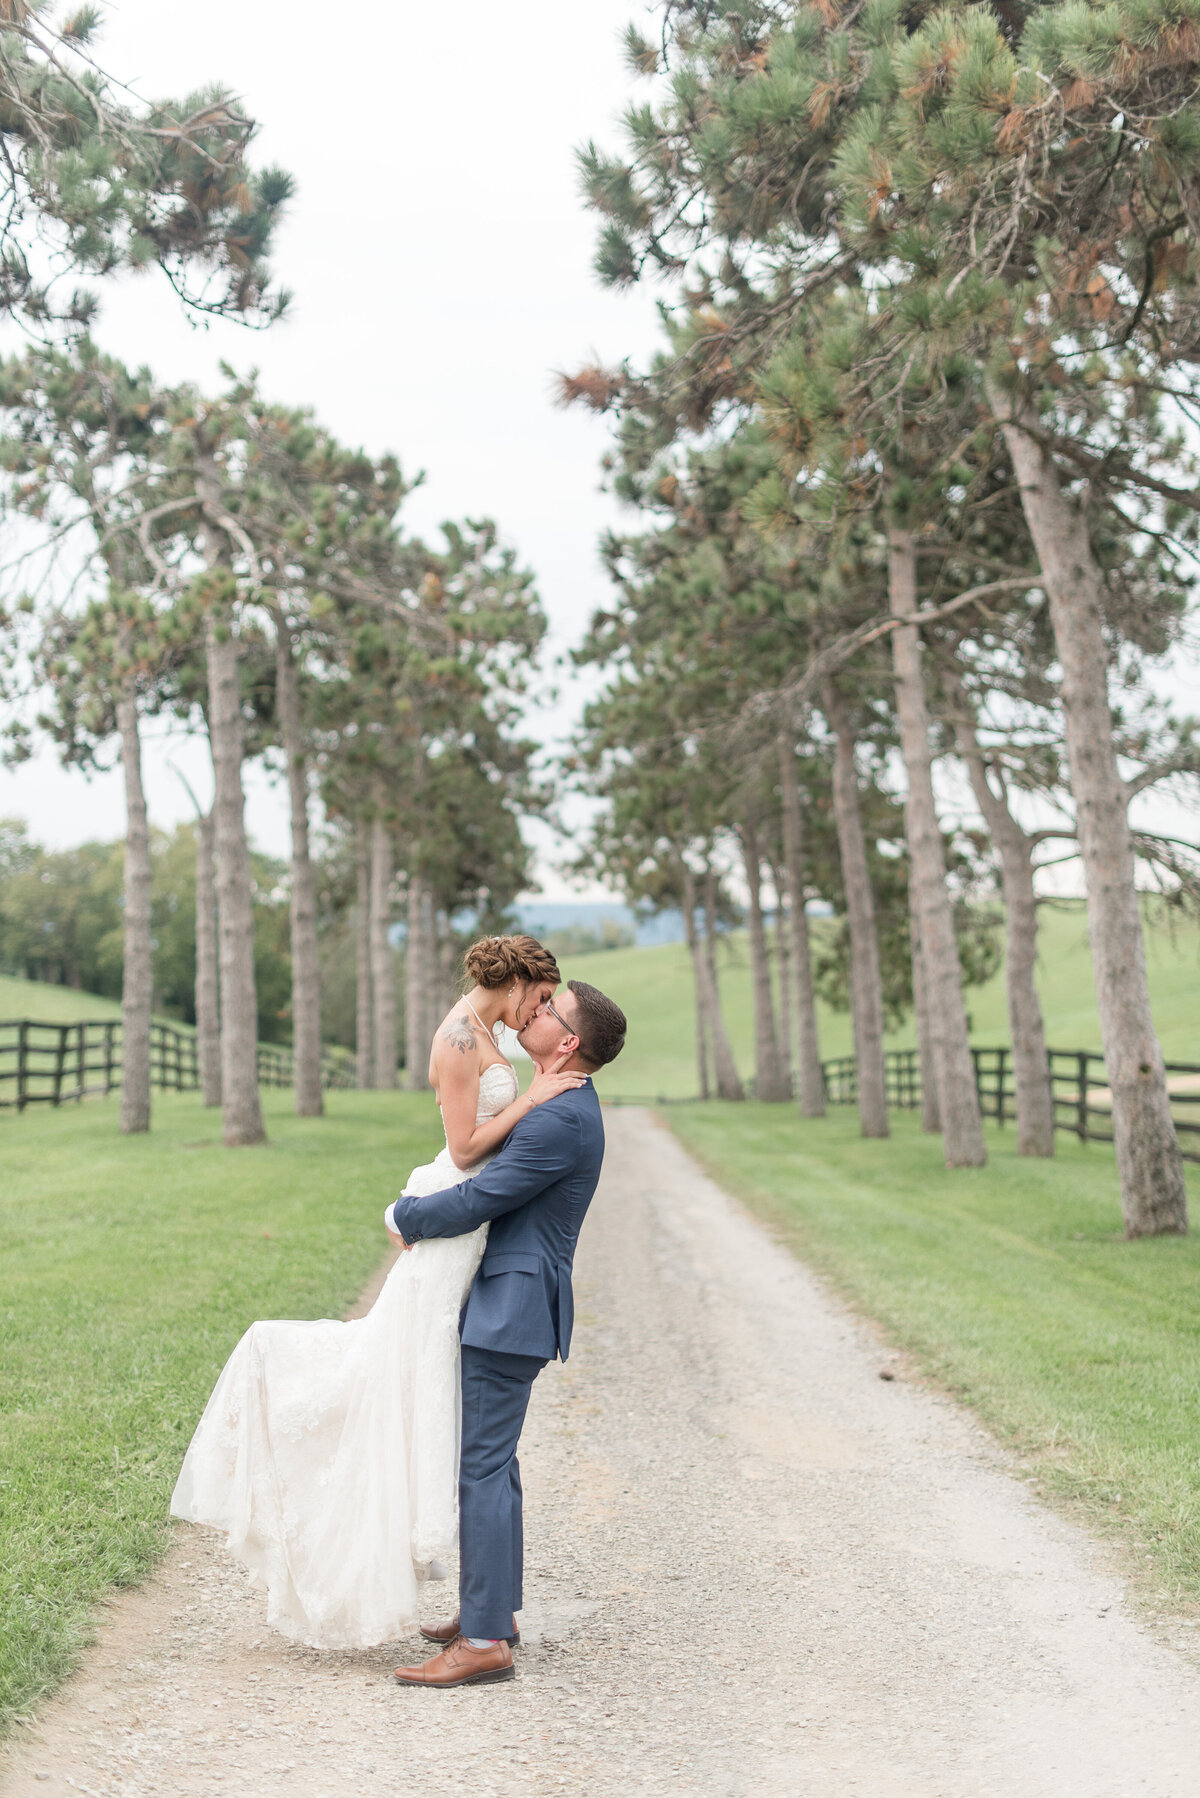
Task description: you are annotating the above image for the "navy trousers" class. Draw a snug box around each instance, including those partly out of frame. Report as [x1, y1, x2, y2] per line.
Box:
[458, 1344, 547, 1641]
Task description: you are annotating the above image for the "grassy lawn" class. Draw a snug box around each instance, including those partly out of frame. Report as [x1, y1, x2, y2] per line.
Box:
[0, 1087, 442, 1732]
[667, 1103, 1200, 1610]
[0, 976, 121, 1023]
[568, 901, 1200, 1099]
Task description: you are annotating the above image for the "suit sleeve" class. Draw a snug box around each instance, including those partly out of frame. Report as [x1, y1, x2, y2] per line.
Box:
[391, 1103, 580, 1242]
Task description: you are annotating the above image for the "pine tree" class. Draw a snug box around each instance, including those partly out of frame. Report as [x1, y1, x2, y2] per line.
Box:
[232, 391, 412, 1114]
[574, 3, 1199, 1220]
[0, 4, 291, 328]
[0, 341, 184, 1133]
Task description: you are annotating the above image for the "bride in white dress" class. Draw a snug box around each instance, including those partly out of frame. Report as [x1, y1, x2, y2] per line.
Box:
[171, 934, 578, 1651]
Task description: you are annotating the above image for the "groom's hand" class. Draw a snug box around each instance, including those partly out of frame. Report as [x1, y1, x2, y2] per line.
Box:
[383, 1202, 411, 1250]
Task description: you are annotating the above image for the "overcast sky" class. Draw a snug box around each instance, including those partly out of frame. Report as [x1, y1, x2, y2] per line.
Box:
[3, 4, 1196, 901]
[0, 0, 665, 897]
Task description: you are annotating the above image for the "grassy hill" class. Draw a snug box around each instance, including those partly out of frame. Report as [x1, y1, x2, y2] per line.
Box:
[565, 902, 1200, 1100]
[0, 975, 121, 1024]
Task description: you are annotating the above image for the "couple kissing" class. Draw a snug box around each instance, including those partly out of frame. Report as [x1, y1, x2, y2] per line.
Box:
[172, 934, 627, 1690]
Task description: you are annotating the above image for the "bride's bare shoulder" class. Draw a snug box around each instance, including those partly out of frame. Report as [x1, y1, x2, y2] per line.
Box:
[432, 1004, 482, 1061]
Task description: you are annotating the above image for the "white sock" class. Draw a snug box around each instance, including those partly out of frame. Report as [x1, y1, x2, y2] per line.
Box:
[466, 1636, 499, 1649]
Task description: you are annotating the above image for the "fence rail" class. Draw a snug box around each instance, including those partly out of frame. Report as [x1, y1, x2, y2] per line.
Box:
[607, 1045, 1200, 1164]
[816, 1046, 1200, 1163]
[0, 1017, 357, 1111]
[6, 1017, 1197, 1166]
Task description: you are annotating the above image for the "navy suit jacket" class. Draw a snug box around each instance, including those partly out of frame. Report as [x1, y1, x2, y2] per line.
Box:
[390, 1079, 604, 1362]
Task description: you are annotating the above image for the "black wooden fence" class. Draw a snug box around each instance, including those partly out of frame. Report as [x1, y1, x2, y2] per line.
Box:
[816, 1046, 1200, 1164]
[8, 1018, 1197, 1165]
[0, 1017, 357, 1111]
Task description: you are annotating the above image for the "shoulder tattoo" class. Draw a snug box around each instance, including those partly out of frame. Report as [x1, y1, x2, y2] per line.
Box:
[440, 1015, 477, 1055]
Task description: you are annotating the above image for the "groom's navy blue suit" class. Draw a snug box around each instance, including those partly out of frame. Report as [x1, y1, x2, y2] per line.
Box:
[390, 1079, 604, 1640]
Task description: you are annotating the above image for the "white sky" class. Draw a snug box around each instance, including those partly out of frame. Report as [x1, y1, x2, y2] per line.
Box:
[0, 0, 664, 897]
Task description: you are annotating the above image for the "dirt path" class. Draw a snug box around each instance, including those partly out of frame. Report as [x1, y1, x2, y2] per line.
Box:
[5, 1108, 1200, 1797]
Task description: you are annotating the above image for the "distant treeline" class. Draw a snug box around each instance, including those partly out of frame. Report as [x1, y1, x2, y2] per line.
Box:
[0, 819, 641, 1050]
[0, 818, 291, 1044]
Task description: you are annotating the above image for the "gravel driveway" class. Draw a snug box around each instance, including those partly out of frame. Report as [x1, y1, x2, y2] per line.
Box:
[5, 1107, 1200, 1797]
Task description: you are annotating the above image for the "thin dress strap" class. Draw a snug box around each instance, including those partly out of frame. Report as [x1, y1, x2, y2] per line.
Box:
[463, 997, 497, 1049]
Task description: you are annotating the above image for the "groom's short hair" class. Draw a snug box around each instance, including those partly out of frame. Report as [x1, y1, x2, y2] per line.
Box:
[567, 980, 627, 1071]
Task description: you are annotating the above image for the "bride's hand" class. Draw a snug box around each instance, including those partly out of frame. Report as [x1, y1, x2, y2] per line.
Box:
[526, 1054, 587, 1108]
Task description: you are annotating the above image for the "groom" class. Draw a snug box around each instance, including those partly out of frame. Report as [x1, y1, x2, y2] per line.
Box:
[385, 978, 627, 1689]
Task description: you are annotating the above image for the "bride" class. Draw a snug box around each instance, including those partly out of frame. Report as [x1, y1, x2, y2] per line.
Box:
[170, 933, 581, 1650]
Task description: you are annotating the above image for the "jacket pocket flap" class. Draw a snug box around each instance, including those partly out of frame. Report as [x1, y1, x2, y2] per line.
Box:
[481, 1251, 540, 1277]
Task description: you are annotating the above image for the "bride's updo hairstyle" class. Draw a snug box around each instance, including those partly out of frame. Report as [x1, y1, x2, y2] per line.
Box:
[463, 933, 561, 992]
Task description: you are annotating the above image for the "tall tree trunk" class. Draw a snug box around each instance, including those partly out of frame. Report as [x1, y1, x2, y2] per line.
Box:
[196, 809, 221, 1108]
[117, 684, 152, 1135]
[679, 860, 712, 1100]
[948, 684, 1055, 1157]
[274, 613, 323, 1118]
[370, 819, 397, 1089]
[422, 885, 440, 1057]
[910, 910, 941, 1134]
[701, 863, 745, 1100]
[740, 817, 789, 1102]
[204, 621, 266, 1147]
[355, 820, 373, 1091]
[197, 449, 265, 1148]
[988, 383, 1185, 1235]
[204, 614, 266, 1146]
[404, 870, 429, 1092]
[769, 853, 797, 1099]
[823, 683, 888, 1138]
[437, 910, 456, 1023]
[777, 732, 825, 1119]
[888, 525, 984, 1166]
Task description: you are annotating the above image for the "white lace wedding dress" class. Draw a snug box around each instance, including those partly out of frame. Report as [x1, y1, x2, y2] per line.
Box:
[170, 1059, 520, 1650]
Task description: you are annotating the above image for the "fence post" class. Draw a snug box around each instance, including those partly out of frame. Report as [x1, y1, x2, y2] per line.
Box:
[1076, 1051, 1090, 1144]
[996, 1047, 1007, 1125]
[51, 1025, 67, 1107]
[971, 1047, 983, 1115]
[16, 1019, 28, 1111]
[103, 1022, 115, 1095]
[74, 1021, 85, 1101]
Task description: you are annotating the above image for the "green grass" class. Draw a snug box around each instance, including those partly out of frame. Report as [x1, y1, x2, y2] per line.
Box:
[0, 1087, 442, 1731]
[566, 901, 1200, 1099]
[0, 976, 121, 1024]
[666, 1103, 1200, 1609]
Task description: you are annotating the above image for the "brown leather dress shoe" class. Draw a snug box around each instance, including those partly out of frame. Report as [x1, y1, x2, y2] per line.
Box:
[420, 1615, 520, 1648]
[394, 1635, 514, 1688]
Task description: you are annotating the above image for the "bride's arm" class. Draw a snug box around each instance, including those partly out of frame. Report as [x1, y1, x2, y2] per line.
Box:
[434, 1026, 584, 1168]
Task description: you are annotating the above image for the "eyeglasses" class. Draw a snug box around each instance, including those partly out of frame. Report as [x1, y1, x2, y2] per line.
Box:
[538, 996, 572, 1034]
